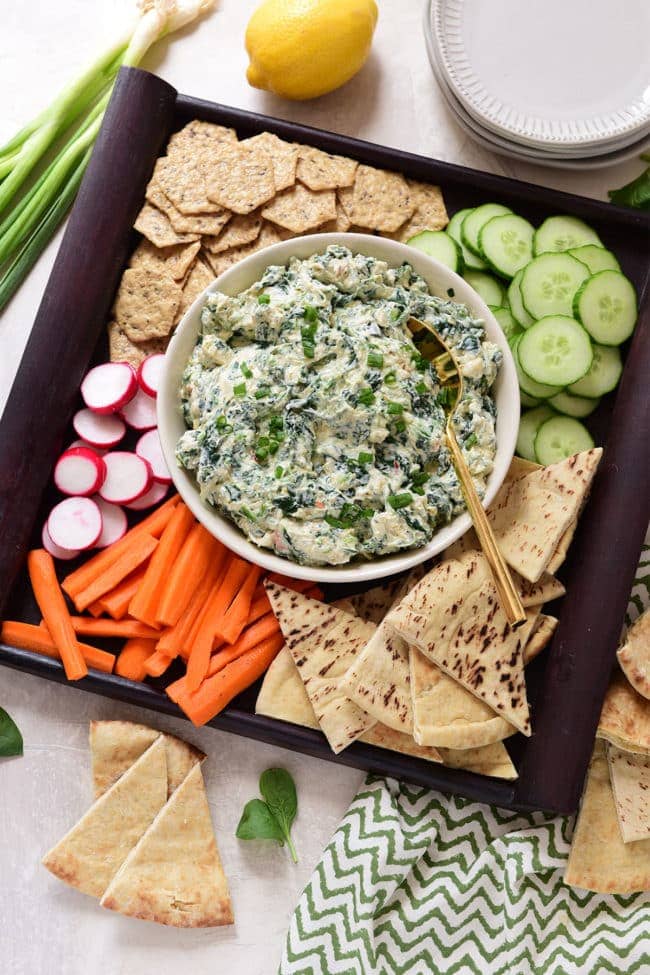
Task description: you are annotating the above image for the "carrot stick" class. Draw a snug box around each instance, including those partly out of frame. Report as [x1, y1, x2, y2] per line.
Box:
[71, 534, 158, 612]
[128, 504, 196, 625]
[171, 634, 284, 726]
[96, 567, 147, 620]
[115, 638, 157, 681]
[87, 600, 105, 618]
[155, 559, 222, 659]
[1, 621, 114, 674]
[156, 525, 225, 627]
[214, 564, 263, 645]
[61, 618, 162, 639]
[143, 648, 174, 678]
[62, 495, 178, 598]
[27, 549, 88, 681]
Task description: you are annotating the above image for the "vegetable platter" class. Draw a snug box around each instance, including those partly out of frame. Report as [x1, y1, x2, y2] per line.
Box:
[0, 67, 648, 815]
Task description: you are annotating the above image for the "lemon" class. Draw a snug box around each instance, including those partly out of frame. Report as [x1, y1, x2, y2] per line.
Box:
[245, 0, 378, 101]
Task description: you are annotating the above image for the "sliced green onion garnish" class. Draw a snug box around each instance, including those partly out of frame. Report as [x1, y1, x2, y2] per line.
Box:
[394, 419, 407, 433]
[241, 506, 256, 520]
[411, 471, 428, 486]
[367, 351, 384, 369]
[387, 401, 403, 415]
[357, 387, 375, 406]
[465, 433, 478, 448]
[234, 382, 247, 397]
[241, 363, 252, 378]
[216, 415, 227, 430]
[275, 465, 284, 479]
[388, 492, 413, 510]
[255, 446, 269, 461]
[303, 304, 318, 323]
[358, 451, 374, 464]
[254, 386, 270, 399]
[415, 380, 428, 394]
[384, 372, 397, 385]
[258, 294, 270, 304]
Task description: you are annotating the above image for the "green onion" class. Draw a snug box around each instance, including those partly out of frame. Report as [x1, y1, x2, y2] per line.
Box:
[270, 416, 284, 432]
[357, 387, 375, 406]
[255, 446, 269, 461]
[234, 382, 247, 397]
[254, 387, 270, 399]
[303, 305, 318, 323]
[386, 401, 403, 415]
[216, 415, 228, 430]
[384, 372, 397, 385]
[268, 440, 280, 455]
[415, 380, 428, 395]
[258, 294, 270, 304]
[394, 419, 407, 433]
[390, 307, 401, 320]
[367, 351, 384, 369]
[241, 363, 253, 378]
[411, 471, 429, 486]
[388, 492, 413, 510]
[358, 451, 374, 465]
[465, 433, 478, 449]
[240, 506, 256, 521]
[275, 465, 284, 479]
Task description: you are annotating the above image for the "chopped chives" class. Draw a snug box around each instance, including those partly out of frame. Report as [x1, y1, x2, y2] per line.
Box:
[415, 380, 428, 394]
[411, 471, 429, 486]
[384, 372, 397, 385]
[275, 465, 284, 479]
[254, 386, 270, 399]
[386, 401, 403, 414]
[388, 492, 413, 510]
[268, 440, 280, 455]
[303, 304, 318, 323]
[465, 432, 478, 448]
[358, 451, 374, 464]
[255, 446, 269, 461]
[367, 351, 384, 369]
[241, 506, 256, 520]
[357, 387, 375, 406]
[394, 419, 407, 433]
[216, 414, 227, 430]
[241, 362, 253, 378]
[234, 382, 247, 396]
[258, 294, 271, 304]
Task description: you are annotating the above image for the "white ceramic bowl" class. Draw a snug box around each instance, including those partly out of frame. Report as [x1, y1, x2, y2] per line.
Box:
[158, 233, 519, 584]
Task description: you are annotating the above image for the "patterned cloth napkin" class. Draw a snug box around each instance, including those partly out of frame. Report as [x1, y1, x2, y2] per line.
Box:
[280, 539, 650, 975]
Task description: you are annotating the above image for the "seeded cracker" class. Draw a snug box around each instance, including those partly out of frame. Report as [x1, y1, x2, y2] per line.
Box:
[107, 322, 168, 368]
[167, 120, 237, 158]
[201, 223, 288, 277]
[296, 146, 357, 191]
[344, 164, 415, 233]
[177, 259, 214, 320]
[204, 213, 263, 254]
[114, 267, 182, 342]
[134, 203, 199, 248]
[262, 183, 336, 233]
[241, 133, 298, 191]
[206, 144, 276, 214]
[317, 200, 352, 233]
[129, 239, 201, 282]
[389, 178, 449, 241]
[155, 155, 214, 216]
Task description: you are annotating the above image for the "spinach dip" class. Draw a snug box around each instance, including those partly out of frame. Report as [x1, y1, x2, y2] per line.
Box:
[176, 245, 501, 566]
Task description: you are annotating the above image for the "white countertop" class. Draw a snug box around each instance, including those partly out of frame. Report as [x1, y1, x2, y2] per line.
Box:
[0, 3, 641, 973]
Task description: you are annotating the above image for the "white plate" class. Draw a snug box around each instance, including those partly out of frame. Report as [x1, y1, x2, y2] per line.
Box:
[427, 0, 650, 149]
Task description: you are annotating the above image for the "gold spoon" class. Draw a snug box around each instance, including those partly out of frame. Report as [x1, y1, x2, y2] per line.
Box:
[408, 317, 526, 628]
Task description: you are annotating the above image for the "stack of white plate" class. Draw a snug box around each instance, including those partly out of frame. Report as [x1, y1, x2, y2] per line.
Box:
[424, 0, 650, 169]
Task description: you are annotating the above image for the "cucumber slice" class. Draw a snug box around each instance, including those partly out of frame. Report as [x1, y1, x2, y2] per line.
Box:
[511, 335, 560, 400]
[464, 270, 505, 308]
[573, 270, 637, 345]
[520, 253, 590, 319]
[508, 269, 534, 328]
[534, 416, 594, 465]
[478, 213, 535, 279]
[461, 203, 512, 258]
[520, 391, 541, 408]
[534, 215, 602, 255]
[407, 230, 463, 273]
[568, 244, 620, 275]
[549, 390, 600, 418]
[489, 305, 522, 344]
[516, 405, 556, 462]
[567, 343, 622, 398]
[447, 208, 488, 271]
[518, 315, 593, 387]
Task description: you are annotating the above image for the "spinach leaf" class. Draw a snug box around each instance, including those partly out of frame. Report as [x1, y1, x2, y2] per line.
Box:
[236, 799, 285, 844]
[608, 165, 650, 211]
[235, 767, 299, 862]
[0, 707, 23, 757]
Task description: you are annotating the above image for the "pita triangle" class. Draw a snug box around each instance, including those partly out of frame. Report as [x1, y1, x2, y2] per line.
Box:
[265, 582, 376, 753]
[343, 621, 413, 734]
[387, 551, 531, 735]
[607, 744, 650, 844]
[42, 737, 167, 898]
[101, 764, 233, 927]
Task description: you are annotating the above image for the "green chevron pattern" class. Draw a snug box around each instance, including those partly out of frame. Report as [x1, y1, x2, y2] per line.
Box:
[280, 531, 650, 975]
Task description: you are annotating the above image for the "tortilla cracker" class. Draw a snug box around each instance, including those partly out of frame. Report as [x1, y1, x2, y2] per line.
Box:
[387, 551, 531, 735]
[114, 266, 182, 342]
[617, 610, 650, 700]
[167, 120, 237, 158]
[487, 449, 602, 582]
[564, 740, 650, 893]
[206, 143, 276, 214]
[177, 258, 214, 320]
[107, 322, 168, 367]
[134, 203, 199, 248]
[389, 179, 448, 241]
[89, 720, 204, 799]
[340, 165, 415, 233]
[262, 183, 337, 233]
[264, 583, 376, 753]
[129, 238, 201, 282]
[203, 213, 263, 254]
[597, 670, 650, 755]
[607, 744, 650, 843]
[101, 764, 233, 927]
[438, 743, 517, 780]
[296, 146, 357, 191]
[42, 737, 167, 899]
[241, 132, 298, 191]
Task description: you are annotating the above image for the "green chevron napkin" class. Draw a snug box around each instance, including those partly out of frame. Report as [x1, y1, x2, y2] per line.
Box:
[280, 540, 650, 975]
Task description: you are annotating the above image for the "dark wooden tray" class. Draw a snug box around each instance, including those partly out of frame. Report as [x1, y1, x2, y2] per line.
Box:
[1, 67, 648, 814]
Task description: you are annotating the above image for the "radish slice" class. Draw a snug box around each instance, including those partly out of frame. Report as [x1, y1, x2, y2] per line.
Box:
[93, 498, 128, 548]
[68, 439, 108, 456]
[120, 388, 157, 431]
[136, 429, 171, 484]
[99, 451, 153, 505]
[47, 497, 103, 551]
[125, 481, 170, 511]
[42, 522, 80, 561]
[73, 408, 126, 448]
[54, 447, 106, 497]
[137, 354, 165, 398]
[81, 362, 137, 414]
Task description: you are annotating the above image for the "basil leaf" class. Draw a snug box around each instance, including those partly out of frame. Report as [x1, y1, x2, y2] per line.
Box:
[0, 707, 23, 757]
[259, 768, 298, 862]
[235, 798, 284, 845]
[608, 166, 650, 211]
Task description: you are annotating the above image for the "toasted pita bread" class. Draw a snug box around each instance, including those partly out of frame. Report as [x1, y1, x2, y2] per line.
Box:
[565, 740, 650, 892]
[42, 737, 167, 898]
[597, 670, 650, 754]
[502, 456, 576, 573]
[617, 610, 650, 701]
[89, 721, 205, 798]
[265, 583, 376, 753]
[387, 552, 531, 735]
[438, 743, 517, 780]
[607, 744, 650, 843]
[487, 449, 602, 582]
[524, 614, 558, 664]
[331, 577, 405, 624]
[101, 764, 233, 927]
[442, 535, 565, 606]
